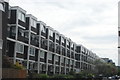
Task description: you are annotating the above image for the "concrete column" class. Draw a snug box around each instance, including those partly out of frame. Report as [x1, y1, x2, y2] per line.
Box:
[46, 27, 49, 74]
[0, 1, 4, 79]
[0, 39, 3, 79]
[37, 22, 41, 74]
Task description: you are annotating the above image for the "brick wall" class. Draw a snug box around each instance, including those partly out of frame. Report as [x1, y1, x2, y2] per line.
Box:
[2, 68, 27, 78]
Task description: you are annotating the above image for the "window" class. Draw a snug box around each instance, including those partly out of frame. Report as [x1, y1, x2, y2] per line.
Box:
[29, 62, 34, 70]
[18, 11, 25, 22]
[8, 6, 11, 18]
[56, 34, 59, 40]
[66, 40, 69, 46]
[48, 53, 52, 60]
[41, 25, 46, 33]
[49, 41, 54, 49]
[66, 59, 69, 64]
[18, 28, 24, 37]
[24, 32, 29, 38]
[70, 60, 72, 65]
[31, 19, 36, 28]
[16, 43, 24, 53]
[49, 29, 53, 37]
[61, 37, 64, 43]
[55, 55, 59, 61]
[71, 43, 74, 48]
[61, 57, 64, 63]
[0, 40, 3, 49]
[11, 26, 16, 34]
[29, 47, 35, 56]
[40, 50, 45, 58]
[31, 33, 35, 41]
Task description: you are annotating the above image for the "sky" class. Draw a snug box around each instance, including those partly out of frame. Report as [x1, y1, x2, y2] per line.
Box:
[9, 0, 119, 65]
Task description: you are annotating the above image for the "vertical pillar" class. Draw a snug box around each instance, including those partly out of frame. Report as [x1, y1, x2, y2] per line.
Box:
[0, 1, 5, 79]
[0, 39, 3, 80]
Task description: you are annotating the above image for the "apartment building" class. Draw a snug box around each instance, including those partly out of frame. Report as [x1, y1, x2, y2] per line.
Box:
[1, 1, 102, 75]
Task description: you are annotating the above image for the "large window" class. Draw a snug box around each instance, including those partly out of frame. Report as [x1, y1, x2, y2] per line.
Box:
[41, 25, 46, 33]
[66, 40, 69, 46]
[11, 26, 16, 34]
[40, 50, 45, 58]
[18, 11, 25, 22]
[56, 34, 59, 40]
[71, 43, 74, 48]
[48, 53, 52, 60]
[29, 47, 35, 56]
[31, 19, 36, 28]
[18, 28, 24, 37]
[31, 33, 35, 41]
[61, 57, 64, 63]
[54, 55, 59, 61]
[24, 31, 29, 38]
[66, 59, 68, 64]
[16, 43, 24, 53]
[61, 37, 64, 43]
[49, 29, 53, 37]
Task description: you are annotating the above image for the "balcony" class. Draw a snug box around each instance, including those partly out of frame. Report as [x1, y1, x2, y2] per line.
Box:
[9, 32, 16, 39]
[61, 63, 65, 66]
[40, 58, 46, 63]
[55, 61, 60, 65]
[48, 59, 53, 64]
[18, 35, 29, 43]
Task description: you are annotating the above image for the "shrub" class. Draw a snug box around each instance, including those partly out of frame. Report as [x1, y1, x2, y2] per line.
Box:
[87, 73, 94, 78]
[69, 70, 76, 75]
[32, 73, 49, 78]
[11, 62, 25, 70]
[52, 74, 74, 78]
[3, 55, 25, 70]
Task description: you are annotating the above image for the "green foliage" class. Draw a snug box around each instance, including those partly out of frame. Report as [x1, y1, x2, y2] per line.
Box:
[3, 55, 25, 70]
[11, 64, 24, 70]
[94, 59, 118, 77]
[87, 73, 94, 78]
[52, 74, 74, 78]
[74, 70, 95, 78]
[69, 70, 76, 75]
[32, 73, 49, 78]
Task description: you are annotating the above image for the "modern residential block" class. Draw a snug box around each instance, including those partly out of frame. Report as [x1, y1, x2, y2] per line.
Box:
[0, 1, 104, 75]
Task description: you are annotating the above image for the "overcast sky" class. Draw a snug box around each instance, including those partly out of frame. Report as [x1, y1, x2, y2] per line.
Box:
[9, 0, 119, 65]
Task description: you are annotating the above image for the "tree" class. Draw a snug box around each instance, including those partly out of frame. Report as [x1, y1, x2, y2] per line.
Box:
[94, 59, 118, 77]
